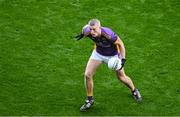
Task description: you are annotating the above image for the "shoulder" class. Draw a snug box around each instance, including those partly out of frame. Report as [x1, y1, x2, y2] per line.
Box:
[101, 27, 117, 39]
[101, 27, 114, 34]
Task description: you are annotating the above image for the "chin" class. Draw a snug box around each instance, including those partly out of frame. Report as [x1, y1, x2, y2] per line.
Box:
[92, 35, 98, 37]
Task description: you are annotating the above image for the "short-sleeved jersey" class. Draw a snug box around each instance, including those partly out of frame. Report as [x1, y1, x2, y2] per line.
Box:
[83, 26, 118, 56]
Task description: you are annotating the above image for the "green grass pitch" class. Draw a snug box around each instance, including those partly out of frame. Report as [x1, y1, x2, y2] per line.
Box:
[0, 0, 179, 116]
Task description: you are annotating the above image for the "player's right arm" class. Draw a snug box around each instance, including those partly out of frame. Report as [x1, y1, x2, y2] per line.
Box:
[74, 25, 90, 40]
[82, 24, 90, 36]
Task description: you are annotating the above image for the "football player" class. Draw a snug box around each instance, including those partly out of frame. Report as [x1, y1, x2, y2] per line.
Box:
[75, 19, 142, 111]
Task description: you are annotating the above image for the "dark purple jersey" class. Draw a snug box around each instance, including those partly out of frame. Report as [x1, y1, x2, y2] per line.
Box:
[83, 26, 118, 56]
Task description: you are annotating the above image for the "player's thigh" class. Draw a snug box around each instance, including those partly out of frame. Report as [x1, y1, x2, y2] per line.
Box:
[85, 59, 102, 77]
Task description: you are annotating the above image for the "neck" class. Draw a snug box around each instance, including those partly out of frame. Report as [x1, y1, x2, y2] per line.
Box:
[98, 28, 102, 37]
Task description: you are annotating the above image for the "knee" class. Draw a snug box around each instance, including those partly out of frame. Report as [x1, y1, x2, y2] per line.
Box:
[119, 76, 127, 82]
[84, 72, 93, 80]
[117, 72, 127, 82]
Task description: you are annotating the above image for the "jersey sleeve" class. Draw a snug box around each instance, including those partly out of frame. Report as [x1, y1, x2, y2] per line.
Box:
[102, 27, 118, 43]
[82, 25, 90, 36]
[110, 31, 118, 43]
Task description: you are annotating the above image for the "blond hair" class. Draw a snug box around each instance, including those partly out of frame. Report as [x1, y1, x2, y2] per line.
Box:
[88, 19, 101, 26]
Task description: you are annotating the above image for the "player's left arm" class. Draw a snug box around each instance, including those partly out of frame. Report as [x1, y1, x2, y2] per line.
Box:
[114, 36, 125, 58]
[114, 36, 126, 69]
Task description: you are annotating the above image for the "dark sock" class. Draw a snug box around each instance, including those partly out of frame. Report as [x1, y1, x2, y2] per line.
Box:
[132, 88, 137, 93]
[87, 96, 93, 101]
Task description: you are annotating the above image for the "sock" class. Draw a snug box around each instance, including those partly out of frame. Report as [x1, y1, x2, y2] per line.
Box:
[87, 96, 93, 101]
[132, 88, 137, 93]
[132, 88, 137, 95]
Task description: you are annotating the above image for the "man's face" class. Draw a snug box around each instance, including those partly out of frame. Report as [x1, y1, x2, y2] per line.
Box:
[89, 24, 101, 37]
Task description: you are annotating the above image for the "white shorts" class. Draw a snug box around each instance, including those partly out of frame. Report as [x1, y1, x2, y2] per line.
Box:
[89, 50, 119, 64]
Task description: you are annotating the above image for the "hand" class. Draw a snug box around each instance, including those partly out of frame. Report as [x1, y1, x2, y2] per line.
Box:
[74, 33, 84, 41]
[119, 58, 126, 70]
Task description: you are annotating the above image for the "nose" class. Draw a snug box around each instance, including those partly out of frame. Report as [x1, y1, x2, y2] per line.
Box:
[90, 30, 94, 34]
